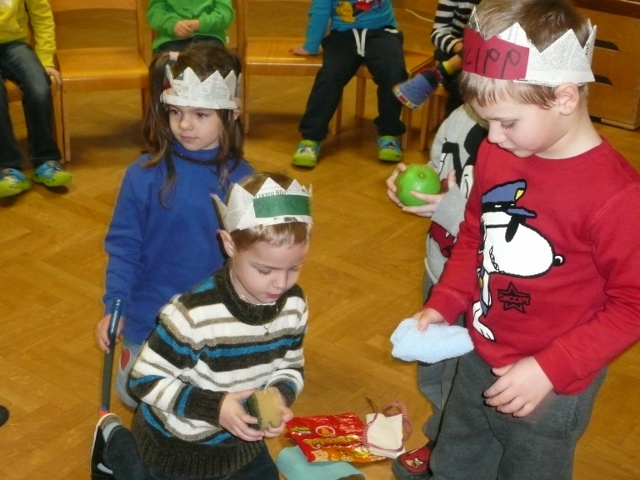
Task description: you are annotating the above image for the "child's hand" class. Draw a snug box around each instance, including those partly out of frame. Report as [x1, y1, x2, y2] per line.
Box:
[412, 307, 446, 331]
[386, 162, 406, 207]
[387, 167, 455, 218]
[484, 356, 554, 417]
[45, 67, 61, 85]
[263, 390, 293, 438]
[95, 314, 125, 353]
[289, 45, 313, 56]
[174, 20, 195, 38]
[186, 19, 200, 32]
[219, 390, 266, 441]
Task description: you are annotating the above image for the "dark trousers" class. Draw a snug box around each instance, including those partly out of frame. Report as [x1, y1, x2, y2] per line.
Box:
[0, 41, 61, 169]
[429, 350, 606, 480]
[105, 428, 280, 480]
[299, 28, 408, 143]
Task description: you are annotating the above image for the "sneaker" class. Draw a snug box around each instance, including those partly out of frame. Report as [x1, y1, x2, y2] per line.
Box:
[90, 413, 122, 480]
[393, 69, 441, 109]
[378, 136, 402, 162]
[0, 168, 31, 198]
[391, 443, 433, 480]
[32, 160, 72, 187]
[292, 140, 320, 168]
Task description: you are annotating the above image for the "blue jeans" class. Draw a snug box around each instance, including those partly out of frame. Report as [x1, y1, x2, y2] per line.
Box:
[106, 428, 280, 480]
[0, 41, 61, 169]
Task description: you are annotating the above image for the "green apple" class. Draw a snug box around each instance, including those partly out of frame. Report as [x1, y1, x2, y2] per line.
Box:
[395, 164, 441, 206]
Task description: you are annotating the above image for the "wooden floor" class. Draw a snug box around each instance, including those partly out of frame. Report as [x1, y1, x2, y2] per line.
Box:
[2, 12, 640, 480]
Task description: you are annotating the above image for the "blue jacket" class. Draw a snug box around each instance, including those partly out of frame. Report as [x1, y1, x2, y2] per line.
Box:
[103, 141, 254, 344]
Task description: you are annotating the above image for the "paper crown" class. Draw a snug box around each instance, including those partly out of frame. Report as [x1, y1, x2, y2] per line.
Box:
[462, 9, 596, 86]
[161, 67, 241, 110]
[213, 178, 312, 232]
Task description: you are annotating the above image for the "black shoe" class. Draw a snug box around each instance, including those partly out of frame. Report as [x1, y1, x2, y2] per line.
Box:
[91, 413, 122, 480]
[0, 405, 9, 427]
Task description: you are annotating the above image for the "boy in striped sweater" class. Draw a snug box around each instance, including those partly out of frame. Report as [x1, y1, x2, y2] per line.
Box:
[90, 172, 313, 480]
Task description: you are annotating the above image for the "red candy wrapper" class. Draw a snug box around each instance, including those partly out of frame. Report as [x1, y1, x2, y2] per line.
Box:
[285, 412, 386, 463]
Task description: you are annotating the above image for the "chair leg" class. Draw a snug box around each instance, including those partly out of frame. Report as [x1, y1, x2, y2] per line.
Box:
[401, 106, 412, 149]
[329, 98, 342, 135]
[61, 86, 72, 163]
[50, 79, 66, 163]
[355, 76, 366, 119]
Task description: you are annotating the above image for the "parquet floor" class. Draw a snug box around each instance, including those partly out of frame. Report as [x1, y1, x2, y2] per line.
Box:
[2, 9, 640, 480]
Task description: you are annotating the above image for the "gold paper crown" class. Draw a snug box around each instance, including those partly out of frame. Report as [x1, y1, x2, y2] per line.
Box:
[213, 178, 312, 232]
[161, 67, 241, 110]
[464, 9, 596, 86]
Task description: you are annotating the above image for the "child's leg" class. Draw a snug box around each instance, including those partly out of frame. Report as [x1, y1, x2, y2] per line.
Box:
[92, 414, 151, 480]
[428, 351, 504, 480]
[115, 339, 142, 409]
[488, 368, 607, 480]
[0, 42, 61, 166]
[298, 31, 362, 143]
[225, 444, 279, 480]
[0, 45, 29, 169]
[363, 28, 408, 139]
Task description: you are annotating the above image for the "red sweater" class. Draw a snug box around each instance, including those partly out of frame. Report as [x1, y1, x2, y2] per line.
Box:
[428, 138, 640, 394]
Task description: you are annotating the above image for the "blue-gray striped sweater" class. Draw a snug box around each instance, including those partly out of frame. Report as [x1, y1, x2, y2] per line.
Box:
[129, 263, 307, 477]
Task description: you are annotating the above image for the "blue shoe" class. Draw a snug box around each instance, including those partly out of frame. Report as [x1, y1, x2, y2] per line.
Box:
[393, 70, 440, 109]
[0, 168, 31, 198]
[32, 160, 72, 187]
[292, 140, 320, 168]
[378, 136, 402, 162]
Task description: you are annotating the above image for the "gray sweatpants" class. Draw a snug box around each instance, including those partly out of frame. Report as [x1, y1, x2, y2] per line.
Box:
[429, 350, 606, 480]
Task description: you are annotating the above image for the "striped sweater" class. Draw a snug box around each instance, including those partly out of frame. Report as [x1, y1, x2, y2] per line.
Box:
[430, 0, 481, 55]
[129, 262, 307, 478]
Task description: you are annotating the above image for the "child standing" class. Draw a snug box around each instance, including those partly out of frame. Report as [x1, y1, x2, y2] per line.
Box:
[393, 0, 480, 114]
[0, 0, 72, 198]
[290, 0, 408, 168]
[386, 103, 487, 480]
[95, 43, 253, 409]
[91, 172, 312, 480]
[146, 0, 234, 54]
[408, 0, 640, 478]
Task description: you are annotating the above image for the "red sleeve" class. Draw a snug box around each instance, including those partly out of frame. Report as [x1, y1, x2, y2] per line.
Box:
[535, 183, 640, 393]
[425, 141, 489, 322]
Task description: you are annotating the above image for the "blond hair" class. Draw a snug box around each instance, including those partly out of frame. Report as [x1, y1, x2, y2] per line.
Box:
[229, 173, 312, 251]
[459, 0, 591, 108]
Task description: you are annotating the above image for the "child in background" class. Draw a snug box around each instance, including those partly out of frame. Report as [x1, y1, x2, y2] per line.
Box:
[147, 0, 234, 53]
[393, 0, 480, 114]
[407, 0, 640, 478]
[91, 172, 312, 480]
[95, 43, 253, 409]
[0, 0, 72, 198]
[386, 103, 487, 480]
[290, 0, 408, 168]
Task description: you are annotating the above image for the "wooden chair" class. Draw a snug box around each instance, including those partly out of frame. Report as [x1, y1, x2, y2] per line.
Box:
[234, 0, 356, 135]
[50, 0, 151, 162]
[418, 84, 448, 151]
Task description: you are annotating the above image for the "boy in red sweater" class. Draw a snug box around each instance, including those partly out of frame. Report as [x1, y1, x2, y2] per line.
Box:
[405, 0, 640, 478]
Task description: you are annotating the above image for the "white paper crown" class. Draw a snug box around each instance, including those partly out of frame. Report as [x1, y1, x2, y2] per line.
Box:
[161, 67, 241, 109]
[464, 9, 596, 86]
[213, 178, 312, 232]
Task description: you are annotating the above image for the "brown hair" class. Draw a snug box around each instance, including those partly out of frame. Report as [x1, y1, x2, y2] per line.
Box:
[141, 43, 243, 206]
[459, 0, 591, 107]
[229, 172, 312, 252]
